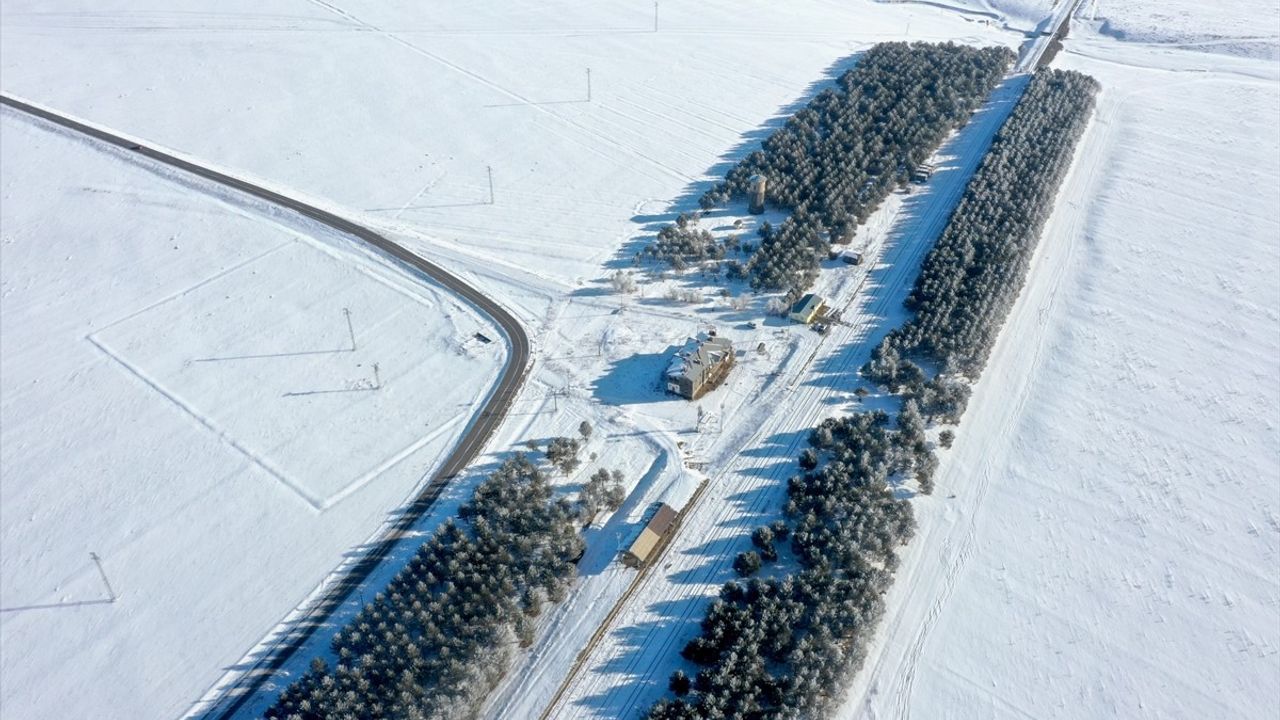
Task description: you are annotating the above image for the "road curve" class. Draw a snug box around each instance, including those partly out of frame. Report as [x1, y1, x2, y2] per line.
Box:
[0, 94, 531, 719]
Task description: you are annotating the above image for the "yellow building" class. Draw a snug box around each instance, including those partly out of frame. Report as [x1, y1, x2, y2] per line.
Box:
[622, 504, 679, 568]
[788, 293, 826, 324]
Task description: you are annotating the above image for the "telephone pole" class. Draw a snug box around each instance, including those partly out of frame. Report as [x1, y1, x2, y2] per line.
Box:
[654, 2, 659, 32]
[487, 165, 495, 204]
[550, 386, 570, 412]
[89, 552, 117, 603]
[586, 68, 592, 102]
[343, 307, 356, 351]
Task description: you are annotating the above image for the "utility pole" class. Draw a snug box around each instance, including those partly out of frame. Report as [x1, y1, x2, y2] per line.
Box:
[343, 307, 356, 351]
[89, 552, 117, 603]
[550, 386, 569, 412]
[653, 1, 659, 32]
[373, 362, 381, 389]
[487, 165, 495, 204]
[586, 68, 592, 102]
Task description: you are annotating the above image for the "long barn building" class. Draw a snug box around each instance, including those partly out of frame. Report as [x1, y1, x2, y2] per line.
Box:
[622, 503, 679, 568]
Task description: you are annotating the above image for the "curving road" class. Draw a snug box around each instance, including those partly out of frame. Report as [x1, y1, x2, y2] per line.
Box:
[0, 93, 530, 720]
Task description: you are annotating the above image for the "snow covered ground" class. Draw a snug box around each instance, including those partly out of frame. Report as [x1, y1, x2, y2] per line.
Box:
[840, 8, 1280, 720]
[0, 0, 1011, 292]
[0, 2, 1020, 717]
[1082, 0, 1279, 57]
[0, 114, 504, 719]
[948, 0, 1280, 58]
[3, 0, 1275, 718]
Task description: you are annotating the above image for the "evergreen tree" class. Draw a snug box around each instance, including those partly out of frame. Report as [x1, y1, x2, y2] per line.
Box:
[734, 551, 763, 577]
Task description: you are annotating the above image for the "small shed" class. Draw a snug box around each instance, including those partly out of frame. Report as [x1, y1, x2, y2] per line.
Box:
[841, 250, 863, 266]
[788, 293, 827, 325]
[622, 504, 679, 568]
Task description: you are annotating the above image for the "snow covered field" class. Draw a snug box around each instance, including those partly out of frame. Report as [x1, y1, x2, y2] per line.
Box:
[0, 2, 1017, 717]
[2, 0, 1276, 718]
[940, 0, 1280, 60]
[0, 0, 1011, 292]
[839, 7, 1280, 720]
[0, 115, 503, 718]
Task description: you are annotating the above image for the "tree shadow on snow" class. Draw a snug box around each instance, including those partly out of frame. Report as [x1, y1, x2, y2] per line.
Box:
[606, 52, 867, 276]
[571, 598, 717, 716]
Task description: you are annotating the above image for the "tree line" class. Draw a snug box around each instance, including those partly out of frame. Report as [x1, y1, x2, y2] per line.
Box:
[647, 411, 919, 719]
[265, 454, 585, 720]
[647, 42, 1013, 296]
[866, 69, 1100, 383]
[644, 68, 1098, 720]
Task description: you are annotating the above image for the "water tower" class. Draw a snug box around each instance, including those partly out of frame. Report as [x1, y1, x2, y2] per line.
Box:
[748, 174, 767, 215]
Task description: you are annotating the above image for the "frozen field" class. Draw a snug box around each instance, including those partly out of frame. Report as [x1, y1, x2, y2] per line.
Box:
[840, 8, 1280, 720]
[2, 0, 1277, 718]
[0, 114, 503, 718]
[0, 2, 1014, 716]
[974, 0, 1280, 52]
[0, 0, 1011, 291]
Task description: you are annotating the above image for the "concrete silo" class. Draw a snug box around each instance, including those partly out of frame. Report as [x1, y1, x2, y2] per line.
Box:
[748, 174, 767, 215]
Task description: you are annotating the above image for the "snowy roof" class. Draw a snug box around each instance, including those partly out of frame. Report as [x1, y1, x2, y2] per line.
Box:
[790, 293, 824, 316]
[625, 504, 679, 565]
[666, 332, 733, 382]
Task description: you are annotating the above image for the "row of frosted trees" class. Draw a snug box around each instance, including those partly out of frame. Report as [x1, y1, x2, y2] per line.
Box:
[645, 68, 1098, 720]
[647, 412, 919, 719]
[867, 69, 1100, 383]
[265, 454, 583, 720]
[649, 42, 1014, 294]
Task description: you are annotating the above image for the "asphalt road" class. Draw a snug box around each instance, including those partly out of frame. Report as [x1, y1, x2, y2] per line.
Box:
[0, 94, 531, 719]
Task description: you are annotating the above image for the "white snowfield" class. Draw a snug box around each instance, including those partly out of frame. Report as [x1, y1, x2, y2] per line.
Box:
[0, 2, 1015, 718]
[0, 0, 1011, 292]
[841, 22, 1280, 720]
[0, 116, 504, 718]
[1, 1, 1277, 719]
[975, 0, 1280, 58]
